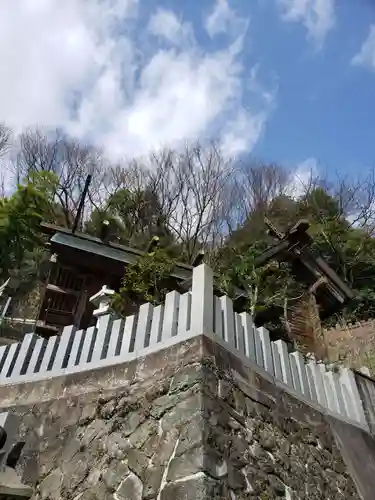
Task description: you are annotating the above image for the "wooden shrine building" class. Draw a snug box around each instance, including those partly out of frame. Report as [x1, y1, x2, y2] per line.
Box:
[32, 223, 195, 336]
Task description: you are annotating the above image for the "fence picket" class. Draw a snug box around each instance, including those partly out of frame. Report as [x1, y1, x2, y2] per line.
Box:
[92, 315, 111, 363]
[307, 362, 328, 407]
[134, 303, 153, 351]
[51, 325, 75, 373]
[107, 319, 123, 358]
[80, 327, 96, 365]
[120, 315, 135, 356]
[290, 351, 310, 398]
[0, 343, 18, 379]
[0, 346, 7, 373]
[214, 296, 223, 339]
[220, 296, 235, 348]
[161, 291, 179, 340]
[240, 312, 256, 363]
[305, 362, 318, 402]
[340, 380, 354, 420]
[10, 333, 35, 377]
[272, 342, 283, 381]
[38, 336, 58, 374]
[253, 327, 264, 369]
[258, 327, 274, 376]
[149, 305, 163, 347]
[273, 340, 293, 386]
[177, 293, 191, 336]
[67, 330, 84, 369]
[324, 371, 346, 415]
[26, 338, 44, 377]
[335, 376, 347, 416]
[290, 352, 302, 394]
[191, 264, 214, 335]
[340, 367, 367, 425]
[235, 313, 246, 355]
[324, 371, 339, 413]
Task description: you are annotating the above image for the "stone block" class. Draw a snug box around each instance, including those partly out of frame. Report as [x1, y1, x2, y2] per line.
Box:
[103, 432, 131, 459]
[218, 379, 235, 406]
[142, 433, 160, 458]
[127, 448, 149, 478]
[232, 387, 247, 415]
[129, 420, 158, 449]
[122, 410, 147, 437]
[151, 429, 179, 466]
[61, 437, 82, 462]
[81, 420, 110, 447]
[268, 474, 286, 496]
[167, 446, 226, 482]
[228, 435, 250, 467]
[102, 461, 129, 492]
[116, 472, 143, 500]
[61, 452, 93, 490]
[99, 399, 117, 419]
[170, 364, 202, 393]
[227, 467, 247, 491]
[142, 465, 164, 499]
[39, 469, 62, 500]
[150, 392, 183, 419]
[75, 483, 111, 500]
[175, 414, 205, 457]
[160, 473, 222, 500]
[78, 401, 97, 426]
[161, 393, 202, 431]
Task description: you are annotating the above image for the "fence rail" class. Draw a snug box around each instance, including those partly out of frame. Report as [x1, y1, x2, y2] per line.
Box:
[0, 264, 369, 430]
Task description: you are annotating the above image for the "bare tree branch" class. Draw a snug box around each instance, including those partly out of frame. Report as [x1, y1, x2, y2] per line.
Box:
[12, 128, 109, 228]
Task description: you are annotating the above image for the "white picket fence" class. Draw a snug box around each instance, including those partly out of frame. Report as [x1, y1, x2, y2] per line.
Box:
[0, 264, 368, 429]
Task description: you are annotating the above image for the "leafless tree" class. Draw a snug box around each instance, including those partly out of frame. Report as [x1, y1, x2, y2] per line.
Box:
[144, 143, 236, 261]
[229, 160, 292, 229]
[0, 124, 10, 156]
[104, 143, 237, 260]
[333, 169, 375, 231]
[108, 149, 315, 261]
[13, 128, 110, 228]
[0, 124, 12, 197]
[300, 167, 375, 233]
[241, 161, 290, 213]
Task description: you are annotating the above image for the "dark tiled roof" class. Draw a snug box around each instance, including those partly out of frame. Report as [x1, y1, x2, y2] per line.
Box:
[41, 223, 192, 280]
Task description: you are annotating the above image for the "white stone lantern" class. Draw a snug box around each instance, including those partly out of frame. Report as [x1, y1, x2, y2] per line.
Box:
[89, 286, 115, 329]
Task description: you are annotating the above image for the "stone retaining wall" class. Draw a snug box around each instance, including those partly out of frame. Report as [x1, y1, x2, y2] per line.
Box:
[3, 336, 375, 499]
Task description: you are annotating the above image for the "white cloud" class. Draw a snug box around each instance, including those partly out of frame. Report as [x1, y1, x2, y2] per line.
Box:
[148, 8, 193, 47]
[0, 0, 273, 166]
[205, 0, 248, 38]
[220, 110, 267, 157]
[286, 157, 318, 198]
[352, 25, 375, 70]
[277, 0, 335, 49]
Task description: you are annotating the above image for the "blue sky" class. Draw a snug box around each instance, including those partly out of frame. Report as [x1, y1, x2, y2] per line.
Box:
[0, 0, 375, 182]
[249, 1, 375, 178]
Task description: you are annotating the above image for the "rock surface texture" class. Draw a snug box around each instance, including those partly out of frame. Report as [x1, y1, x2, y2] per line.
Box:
[2, 336, 375, 499]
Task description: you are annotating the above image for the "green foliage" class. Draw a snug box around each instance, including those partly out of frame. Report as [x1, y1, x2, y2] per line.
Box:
[218, 186, 375, 332]
[85, 187, 175, 250]
[215, 240, 303, 331]
[305, 211, 375, 324]
[298, 186, 342, 221]
[111, 248, 177, 316]
[0, 172, 57, 280]
[0, 170, 58, 315]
